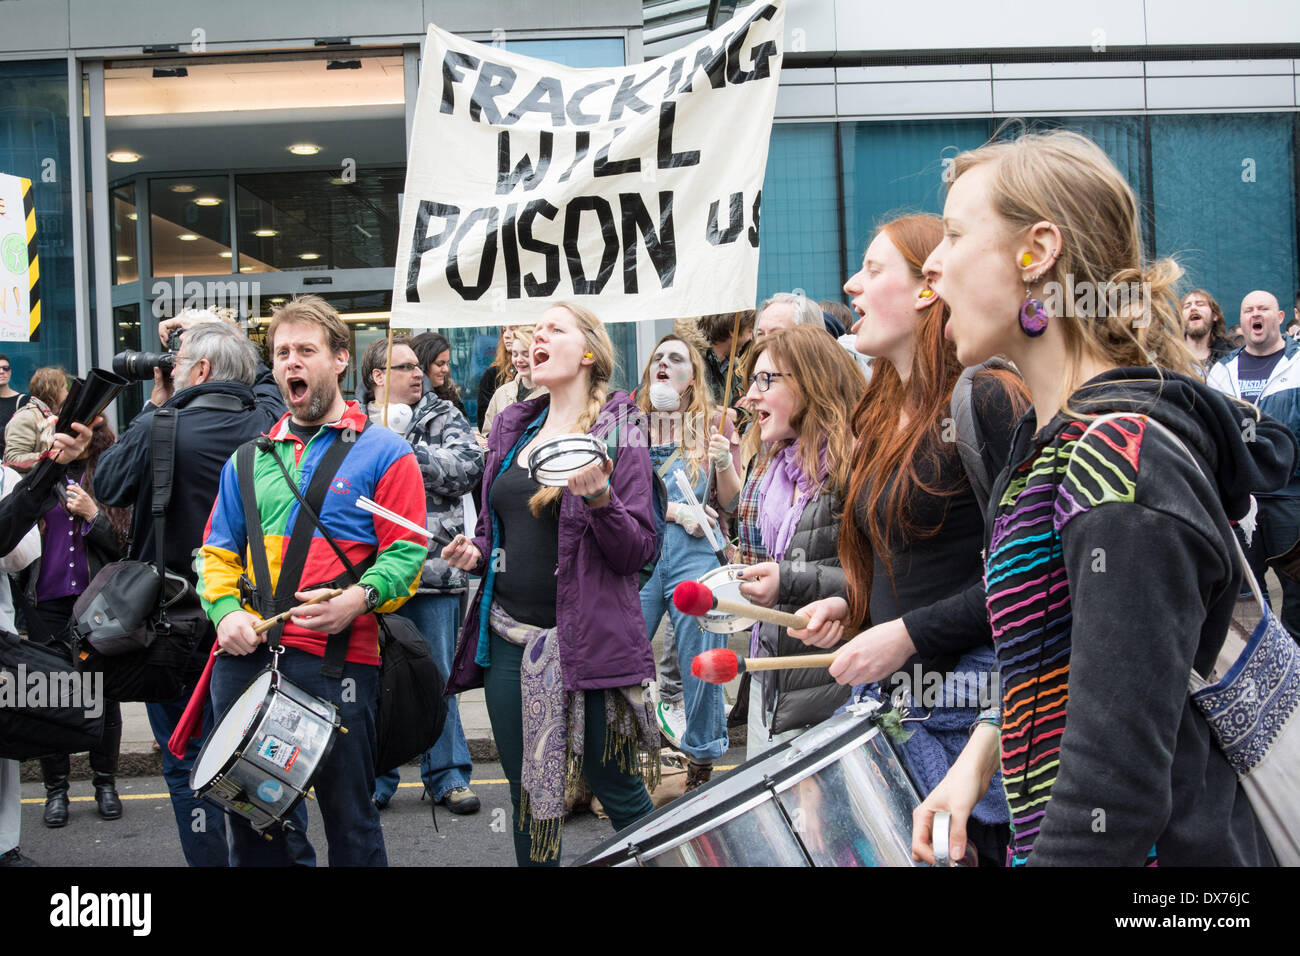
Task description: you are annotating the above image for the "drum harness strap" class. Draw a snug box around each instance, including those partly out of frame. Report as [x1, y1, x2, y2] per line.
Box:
[235, 428, 374, 678]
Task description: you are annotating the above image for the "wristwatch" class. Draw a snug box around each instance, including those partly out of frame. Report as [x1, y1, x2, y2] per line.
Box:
[360, 584, 381, 612]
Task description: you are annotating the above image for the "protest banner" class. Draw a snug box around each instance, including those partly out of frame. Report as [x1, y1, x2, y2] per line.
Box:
[0, 171, 40, 341]
[391, 0, 784, 329]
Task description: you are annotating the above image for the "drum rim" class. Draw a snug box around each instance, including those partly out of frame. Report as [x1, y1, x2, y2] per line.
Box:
[696, 563, 755, 634]
[571, 708, 895, 867]
[189, 666, 279, 791]
[527, 433, 607, 484]
[189, 667, 343, 831]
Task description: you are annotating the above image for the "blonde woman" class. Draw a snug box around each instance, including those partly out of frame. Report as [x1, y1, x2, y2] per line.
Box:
[635, 333, 741, 788]
[910, 130, 1286, 866]
[443, 303, 659, 866]
[481, 326, 546, 438]
[733, 324, 867, 753]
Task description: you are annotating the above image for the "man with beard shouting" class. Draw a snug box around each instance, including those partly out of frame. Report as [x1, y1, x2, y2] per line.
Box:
[1182, 288, 1233, 372]
[196, 295, 427, 866]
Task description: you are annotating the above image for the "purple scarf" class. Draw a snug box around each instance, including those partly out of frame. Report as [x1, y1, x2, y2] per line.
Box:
[756, 441, 824, 561]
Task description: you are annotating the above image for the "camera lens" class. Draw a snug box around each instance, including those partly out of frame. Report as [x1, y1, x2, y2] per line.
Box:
[112, 350, 175, 381]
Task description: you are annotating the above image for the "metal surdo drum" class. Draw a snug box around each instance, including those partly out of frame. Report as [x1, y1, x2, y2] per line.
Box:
[190, 664, 342, 832]
[695, 564, 755, 634]
[526, 433, 608, 487]
[574, 702, 927, 867]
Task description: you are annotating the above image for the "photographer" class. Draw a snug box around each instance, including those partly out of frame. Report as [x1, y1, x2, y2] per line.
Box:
[94, 311, 286, 867]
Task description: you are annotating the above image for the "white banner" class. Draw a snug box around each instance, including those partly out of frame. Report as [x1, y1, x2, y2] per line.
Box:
[391, 1, 784, 329]
[0, 172, 35, 342]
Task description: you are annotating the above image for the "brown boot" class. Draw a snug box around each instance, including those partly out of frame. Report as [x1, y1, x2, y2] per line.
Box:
[685, 760, 713, 792]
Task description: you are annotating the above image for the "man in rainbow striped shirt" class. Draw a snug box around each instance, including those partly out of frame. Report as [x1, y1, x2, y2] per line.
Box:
[197, 295, 427, 866]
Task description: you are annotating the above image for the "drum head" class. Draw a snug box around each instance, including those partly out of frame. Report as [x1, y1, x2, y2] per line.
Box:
[528, 434, 606, 487]
[192, 669, 273, 788]
[696, 564, 755, 634]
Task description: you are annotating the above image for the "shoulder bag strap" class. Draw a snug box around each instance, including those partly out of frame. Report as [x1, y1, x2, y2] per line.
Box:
[235, 441, 278, 637]
[149, 408, 180, 594]
[263, 428, 372, 676]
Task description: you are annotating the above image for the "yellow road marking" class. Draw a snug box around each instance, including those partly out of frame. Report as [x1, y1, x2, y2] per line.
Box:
[21, 765, 741, 804]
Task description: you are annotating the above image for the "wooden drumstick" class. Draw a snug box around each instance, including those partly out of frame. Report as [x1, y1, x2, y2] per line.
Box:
[215, 589, 345, 654]
[672, 580, 810, 630]
[252, 588, 345, 634]
[692, 647, 840, 684]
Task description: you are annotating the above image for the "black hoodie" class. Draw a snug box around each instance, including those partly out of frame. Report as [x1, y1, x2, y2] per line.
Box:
[986, 368, 1293, 866]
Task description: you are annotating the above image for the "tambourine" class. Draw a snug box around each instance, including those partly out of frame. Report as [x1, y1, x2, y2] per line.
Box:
[527, 433, 608, 487]
[695, 564, 756, 634]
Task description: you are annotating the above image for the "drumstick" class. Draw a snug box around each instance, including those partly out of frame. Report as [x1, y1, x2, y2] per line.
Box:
[671, 470, 727, 566]
[357, 496, 434, 538]
[214, 589, 345, 654]
[691, 647, 840, 685]
[672, 580, 810, 630]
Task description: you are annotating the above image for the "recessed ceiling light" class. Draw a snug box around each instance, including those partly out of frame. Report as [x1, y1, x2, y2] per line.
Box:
[270, 297, 286, 304]
[170, 183, 196, 194]
[288, 143, 321, 156]
[126, 213, 139, 221]
[329, 177, 352, 186]
[218, 251, 233, 259]
[194, 196, 223, 206]
[107, 151, 140, 163]
[239, 266, 252, 273]
[298, 252, 320, 260]
[178, 233, 199, 241]
[115, 255, 133, 262]
[252, 228, 278, 238]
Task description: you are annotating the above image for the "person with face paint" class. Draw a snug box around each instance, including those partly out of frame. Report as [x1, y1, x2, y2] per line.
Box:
[442, 302, 660, 866]
[634, 334, 741, 788]
[789, 213, 1028, 866]
[731, 325, 867, 755]
[907, 130, 1288, 867]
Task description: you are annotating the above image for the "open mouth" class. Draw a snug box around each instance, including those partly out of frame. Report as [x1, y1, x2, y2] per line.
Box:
[287, 377, 309, 403]
[532, 346, 550, 369]
[757, 409, 771, 426]
[656, 368, 670, 381]
[1252, 319, 1266, 333]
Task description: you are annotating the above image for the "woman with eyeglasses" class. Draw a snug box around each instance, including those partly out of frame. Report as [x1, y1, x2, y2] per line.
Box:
[731, 324, 867, 754]
[0, 355, 27, 462]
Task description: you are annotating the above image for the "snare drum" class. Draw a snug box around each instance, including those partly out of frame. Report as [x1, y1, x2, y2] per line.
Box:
[695, 564, 755, 634]
[527, 433, 608, 487]
[573, 703, 924, 867]
[190, 666, 342, 832]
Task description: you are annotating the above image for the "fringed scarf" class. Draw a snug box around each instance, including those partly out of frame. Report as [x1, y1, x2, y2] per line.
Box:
[489, 602, 660, 862]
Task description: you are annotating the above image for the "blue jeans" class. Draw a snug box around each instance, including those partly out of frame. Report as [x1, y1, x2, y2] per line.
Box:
[209, 646, 386, 867]
[147, 696, 232, 867]
[640, 524, 729, 762]
[374, 592, 473, 802]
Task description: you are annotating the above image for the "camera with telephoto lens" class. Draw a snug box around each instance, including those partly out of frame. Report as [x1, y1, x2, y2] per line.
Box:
[112, 329, 183, 381]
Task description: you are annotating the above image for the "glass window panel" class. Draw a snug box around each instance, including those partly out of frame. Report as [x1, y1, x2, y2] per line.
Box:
[757, 123, 842, 303]
[112, 183, 138, 284]
[502, 38, 625, 68]
[1151, 113, 1297, 326]
[149, 174, 232, 277]
[234, 167, 404, 272]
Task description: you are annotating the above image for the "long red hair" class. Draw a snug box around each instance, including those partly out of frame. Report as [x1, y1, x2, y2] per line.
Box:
[839, 214, 1025, 631]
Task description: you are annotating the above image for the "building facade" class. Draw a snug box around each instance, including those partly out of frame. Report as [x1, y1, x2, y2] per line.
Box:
[2, 0, 1299, 425]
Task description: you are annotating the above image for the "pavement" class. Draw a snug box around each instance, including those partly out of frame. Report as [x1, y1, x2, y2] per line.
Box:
[16, 608, 751, 781]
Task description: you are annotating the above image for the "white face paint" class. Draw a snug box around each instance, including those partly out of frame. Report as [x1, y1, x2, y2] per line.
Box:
[649, 340, 694, 396]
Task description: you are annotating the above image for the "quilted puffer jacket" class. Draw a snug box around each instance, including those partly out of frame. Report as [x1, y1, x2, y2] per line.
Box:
[752, 488, 851, 736]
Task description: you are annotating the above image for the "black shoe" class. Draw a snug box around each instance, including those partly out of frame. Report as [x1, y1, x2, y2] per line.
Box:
[43, 789, 69, 828]
[93, 775, 122, 821]
[0, 846, 37, 867]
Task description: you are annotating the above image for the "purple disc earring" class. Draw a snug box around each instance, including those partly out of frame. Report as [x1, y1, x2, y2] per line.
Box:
[1019, 286, 1049, 337]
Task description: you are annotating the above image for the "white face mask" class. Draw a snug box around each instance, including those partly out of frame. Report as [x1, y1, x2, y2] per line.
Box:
[649, 381, 680, 410]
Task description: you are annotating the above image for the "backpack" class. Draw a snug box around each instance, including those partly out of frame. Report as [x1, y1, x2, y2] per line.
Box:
[950, 358, 1017, 515]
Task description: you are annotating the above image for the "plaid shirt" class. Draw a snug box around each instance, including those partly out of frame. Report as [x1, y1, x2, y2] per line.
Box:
[733, 454, 770, 565]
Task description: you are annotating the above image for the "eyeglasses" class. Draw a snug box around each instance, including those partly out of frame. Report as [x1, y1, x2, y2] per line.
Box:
[0, 366, 10, 372]
[388, 363, 420, 373]
[750, 371, 787, 392]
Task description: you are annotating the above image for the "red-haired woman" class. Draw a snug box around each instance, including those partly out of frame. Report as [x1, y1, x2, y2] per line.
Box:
[791, 213, 1027, 865]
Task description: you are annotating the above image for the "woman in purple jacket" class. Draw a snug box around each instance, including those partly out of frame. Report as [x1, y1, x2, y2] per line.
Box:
[444, 302, 659, 866]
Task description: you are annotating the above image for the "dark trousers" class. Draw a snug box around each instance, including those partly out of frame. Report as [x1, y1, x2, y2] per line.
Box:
[209, 645, 385, 867]
[483, 632, 655, 867]
[146, 696, 233, 867]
